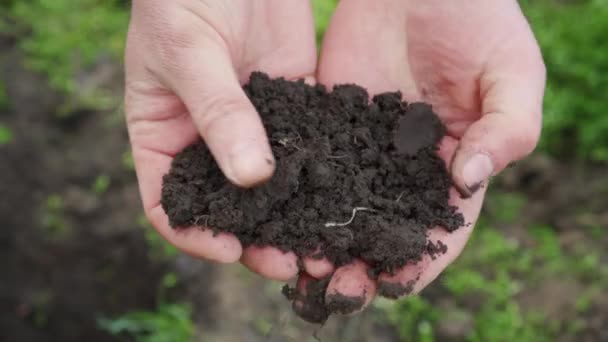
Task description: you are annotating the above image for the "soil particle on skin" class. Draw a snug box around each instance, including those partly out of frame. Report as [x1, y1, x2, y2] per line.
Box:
[161, 72, 464, 275]
[378, 281, 416, 299]
[427, 240, 448, 260]
[325, 293, 366, 315]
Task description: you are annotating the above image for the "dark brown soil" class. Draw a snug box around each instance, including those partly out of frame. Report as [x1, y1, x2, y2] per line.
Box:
[161, 72, 464, 276]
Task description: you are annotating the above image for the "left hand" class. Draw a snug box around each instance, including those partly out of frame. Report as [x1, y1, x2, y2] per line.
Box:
[292, 0, 546, 317]
[125, 0, 320, 280]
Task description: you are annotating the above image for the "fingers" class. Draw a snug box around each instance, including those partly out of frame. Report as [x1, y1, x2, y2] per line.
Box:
[451, 20, 546, 198]
[377, 257, 430, 299]
[168, 45, 275, 187]
[291, 273, 332, 324]
[240, 246, 299, 281]
[303, 257, 334, 279]
[132, 143, 242, 263]
[325, 260, 376, 315]
[291, 260, 376, 323]
[317, 0, 418, 98]
[126, 17, 246, 263]
[135, 4, 275, 188]
[240, 246, 334, 281]
[302, 249, 335, 279]
[147, 205, 242, 263]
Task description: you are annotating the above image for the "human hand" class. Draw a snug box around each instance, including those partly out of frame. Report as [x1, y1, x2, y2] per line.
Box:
[125, 0, 320, 280]
[292, 0, 546, 317]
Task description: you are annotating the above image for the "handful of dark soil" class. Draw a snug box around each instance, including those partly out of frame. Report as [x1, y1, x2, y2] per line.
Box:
[161, 72, 464, 276]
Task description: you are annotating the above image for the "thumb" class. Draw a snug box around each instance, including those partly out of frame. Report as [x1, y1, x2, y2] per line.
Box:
[451, 45, 546, 198]
[159, 36, 275, 187]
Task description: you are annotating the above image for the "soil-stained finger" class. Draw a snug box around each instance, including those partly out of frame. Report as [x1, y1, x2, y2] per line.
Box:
[325, 260, 376, 315]
[286, 273, 331, 324]
[241, 246, 299, 281]
[377, 257, 430, 299]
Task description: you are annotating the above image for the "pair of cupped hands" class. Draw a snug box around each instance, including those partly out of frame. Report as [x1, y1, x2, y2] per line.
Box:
[125, 0, 545, 317]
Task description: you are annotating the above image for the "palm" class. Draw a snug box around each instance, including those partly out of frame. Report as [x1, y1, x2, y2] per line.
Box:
[303, 0, 544, 305]
[126, 0, 317, 276]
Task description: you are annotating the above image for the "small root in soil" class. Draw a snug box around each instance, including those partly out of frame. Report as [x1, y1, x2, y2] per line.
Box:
[324, 207, 377, 228]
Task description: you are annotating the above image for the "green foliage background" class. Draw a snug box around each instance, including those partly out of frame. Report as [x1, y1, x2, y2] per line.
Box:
[522, 0, 608, 160]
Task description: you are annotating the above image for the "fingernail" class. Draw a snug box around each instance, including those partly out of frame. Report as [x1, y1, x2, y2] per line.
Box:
[462, 153, 493, 194]
[326, 293, 365, 315]
[227, 142, 275, 186]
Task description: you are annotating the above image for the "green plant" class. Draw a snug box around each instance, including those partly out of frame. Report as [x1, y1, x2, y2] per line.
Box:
[0, 123, 13, 145]
[440, 226, 557, 341]
[469, 304, 552, 342]
[252, 317, 273, 336]
[41, 194, 70, 237]
[122, 149, 135, 171]
[98, 303, 196, 342]
[528, 225, 565, 273]
[92, 174, 111, 195]
[312, 0, 338, 46]
[0, 80, 7, 109]
[521, 0, 608, 160]
[377, 296, 439, 341]
[7, 0, 128, 109]
[381, 224, 568, 341]
[487, 192, 527, 224]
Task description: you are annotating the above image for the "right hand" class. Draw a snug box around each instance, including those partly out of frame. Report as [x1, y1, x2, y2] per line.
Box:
[125, 0, 319, 280]
[291, 0, 545, 318]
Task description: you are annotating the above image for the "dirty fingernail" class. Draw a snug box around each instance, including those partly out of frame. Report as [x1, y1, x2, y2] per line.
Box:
[326, 293, 365, 315]
[228, 142, 275, 186]
[462, 153, 493, 194]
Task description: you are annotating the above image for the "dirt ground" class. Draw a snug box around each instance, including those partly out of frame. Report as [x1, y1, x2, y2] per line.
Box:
[1, 39, 607, 341]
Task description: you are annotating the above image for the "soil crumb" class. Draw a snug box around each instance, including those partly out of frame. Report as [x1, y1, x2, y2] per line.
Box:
[161, 72, 464, 275]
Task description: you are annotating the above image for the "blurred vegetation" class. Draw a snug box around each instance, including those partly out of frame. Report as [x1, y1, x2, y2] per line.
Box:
[0, 123, 13, 145]
[0, 80, 7, 109]
[1, 0, 129, 110]
[378, 208, 608, 341]
[521, 0, 608, 161]
[92, 174, 111, 195]
[98, 303, 196, 342]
